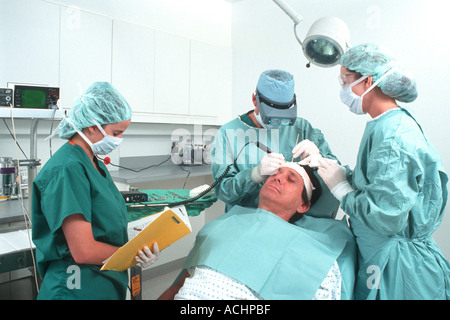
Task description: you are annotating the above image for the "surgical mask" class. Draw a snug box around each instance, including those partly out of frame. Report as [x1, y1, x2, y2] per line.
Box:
[90, 123, 123, 155]
[65, 117, 123, 155]
[339, 75, 369, 115]
[255, 111, 273, 129]
[339, 67, 397, 115]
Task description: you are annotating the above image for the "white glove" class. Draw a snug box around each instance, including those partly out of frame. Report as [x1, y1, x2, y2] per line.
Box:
[330, 181, 354, 202]
[292, 139, 320, 160]
[135, 243, 160, 268]
[299, 153, 326, 168]
[251, 152, 285, 184]
[316, 157, 347, 190]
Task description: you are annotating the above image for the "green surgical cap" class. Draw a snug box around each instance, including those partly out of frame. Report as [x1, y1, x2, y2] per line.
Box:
[59, 82, 132, 139]
[341, 43, 418, 103]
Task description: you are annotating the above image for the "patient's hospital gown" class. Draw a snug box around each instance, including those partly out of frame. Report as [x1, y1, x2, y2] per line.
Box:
[341, 107, 450, 299]
[176, 262, 342, 300]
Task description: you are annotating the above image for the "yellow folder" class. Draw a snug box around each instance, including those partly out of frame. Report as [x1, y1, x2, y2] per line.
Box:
[101, 206, 191, 272]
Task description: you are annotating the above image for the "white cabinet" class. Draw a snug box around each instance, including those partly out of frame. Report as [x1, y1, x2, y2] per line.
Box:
[59, 8, 112, 109]
[112, 20, 155, 114]
[1, 1, 232, 125]
[190, 41, 232, 119]
[0, 0, 60, 87]
[154, 31, 190, 116]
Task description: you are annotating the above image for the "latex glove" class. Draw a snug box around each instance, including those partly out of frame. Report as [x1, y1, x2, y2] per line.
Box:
[330, 181, 354, 202]
[299, 153, 325, 168]
[251, 152, 285, 184]
[135, 243, 160, 268]
[316, 157, 347, 190]
[292, 139, 320, 160]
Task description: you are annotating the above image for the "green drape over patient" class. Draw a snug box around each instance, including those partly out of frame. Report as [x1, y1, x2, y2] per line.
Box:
[183, 206, 357, 300]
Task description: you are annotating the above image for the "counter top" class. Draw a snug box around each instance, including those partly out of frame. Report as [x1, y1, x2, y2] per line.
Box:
[0, 198, 29, 225]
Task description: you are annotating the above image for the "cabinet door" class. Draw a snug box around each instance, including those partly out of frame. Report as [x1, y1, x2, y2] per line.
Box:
[190, 40, 232, 122]
[0, 0, 60, 87]
[59, 8, 112, 109]
[153, 31, 190, 115]
[112, 20, 155, 114]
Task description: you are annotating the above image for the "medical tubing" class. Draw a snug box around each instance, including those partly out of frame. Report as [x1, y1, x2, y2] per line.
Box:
[168, 141, 271, 207]
[168, 164, 232, 206]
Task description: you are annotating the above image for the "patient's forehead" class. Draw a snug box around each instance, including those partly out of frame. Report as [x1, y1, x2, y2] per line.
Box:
[276, 167, 303, 183]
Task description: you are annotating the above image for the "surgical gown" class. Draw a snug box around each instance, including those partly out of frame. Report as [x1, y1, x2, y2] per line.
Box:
[341, 106, 450, 300]
[32, 141, 129, 300]
[211, 112, 339, 218]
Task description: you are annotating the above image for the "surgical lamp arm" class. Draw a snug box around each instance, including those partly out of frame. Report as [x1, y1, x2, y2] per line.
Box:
[273, 0, 303, 24]
[273, 0, 304, 46]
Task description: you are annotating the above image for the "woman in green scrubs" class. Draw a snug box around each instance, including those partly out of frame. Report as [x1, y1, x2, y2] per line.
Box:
[32, 82, 158, 299]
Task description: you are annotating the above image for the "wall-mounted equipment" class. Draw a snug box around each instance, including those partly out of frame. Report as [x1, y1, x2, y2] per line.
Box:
[0, 88, 13, 107]
[8, 84, 59, 109]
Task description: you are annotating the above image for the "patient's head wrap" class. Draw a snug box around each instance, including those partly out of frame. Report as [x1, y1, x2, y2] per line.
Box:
[341, 43, 418, 103]
[58, 82, 132, 139]
[280, 162, 314, 201]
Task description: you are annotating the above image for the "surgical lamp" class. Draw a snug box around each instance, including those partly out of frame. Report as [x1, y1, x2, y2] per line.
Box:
[273, 0, 350, 68]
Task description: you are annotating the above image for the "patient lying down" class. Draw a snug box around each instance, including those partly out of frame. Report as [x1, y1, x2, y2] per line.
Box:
[159, 163, 356, 300]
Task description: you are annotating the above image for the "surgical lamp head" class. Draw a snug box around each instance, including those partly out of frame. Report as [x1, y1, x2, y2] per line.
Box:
[273, 0, 350, 68]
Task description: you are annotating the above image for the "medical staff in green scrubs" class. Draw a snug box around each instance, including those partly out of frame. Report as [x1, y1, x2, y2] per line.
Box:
[211, 70, 340, 219]
[314, 44, 450, 299]
[32, 82, 158, 299]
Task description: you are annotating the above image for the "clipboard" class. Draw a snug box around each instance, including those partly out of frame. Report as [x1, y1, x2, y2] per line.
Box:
[101, 205, 191, 272]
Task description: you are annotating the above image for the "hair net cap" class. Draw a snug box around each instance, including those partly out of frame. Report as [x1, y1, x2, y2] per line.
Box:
[341, 43, 418, 103]
[59, 82, 132, 139]
[256, 69, 295, 104]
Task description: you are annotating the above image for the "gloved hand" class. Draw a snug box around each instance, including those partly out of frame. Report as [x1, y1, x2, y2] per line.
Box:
[135, 243, 160, 268]
[317, 157, 346, 190]
[316, 158, 354, 201]
[292, 139, 320, 160]
[299, 153, 324, 168]
[251, 152, 285, 184]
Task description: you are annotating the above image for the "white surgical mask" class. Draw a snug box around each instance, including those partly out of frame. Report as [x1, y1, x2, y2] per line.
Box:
[255, 111, 277, 130]
[90, 124, 123, 155]
[339, 67, 397, 115]
[65, 117, 123, 155]
[339, 75, 369, 115]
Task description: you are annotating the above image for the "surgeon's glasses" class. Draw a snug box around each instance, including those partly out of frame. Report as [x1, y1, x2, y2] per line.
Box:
[338, 73, 357, 88]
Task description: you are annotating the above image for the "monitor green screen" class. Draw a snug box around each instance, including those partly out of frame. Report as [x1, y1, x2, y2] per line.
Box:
[21, 89, 47, 108]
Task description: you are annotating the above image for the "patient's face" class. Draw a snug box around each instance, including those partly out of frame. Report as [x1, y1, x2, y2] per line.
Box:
[259, 167, 308, 219]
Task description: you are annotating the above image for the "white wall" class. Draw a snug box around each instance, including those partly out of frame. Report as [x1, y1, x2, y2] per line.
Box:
[0, 0, 233, 166]
[231, 0, 450, 258]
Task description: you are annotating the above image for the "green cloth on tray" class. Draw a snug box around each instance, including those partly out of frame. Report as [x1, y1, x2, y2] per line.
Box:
[126, 189, 217, 222]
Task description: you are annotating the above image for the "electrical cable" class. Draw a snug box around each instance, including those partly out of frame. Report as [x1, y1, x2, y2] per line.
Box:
[2, 118, 28, 159]
[48, 108, 57, 157]
[7, 103, 40, 294]
[95, 154, 172, 173]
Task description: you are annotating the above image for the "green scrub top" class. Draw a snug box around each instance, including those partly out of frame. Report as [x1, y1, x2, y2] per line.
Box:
[341, 107, 450, 300]
[211, 112, 340, 218]
[32, 141, 129, 300]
